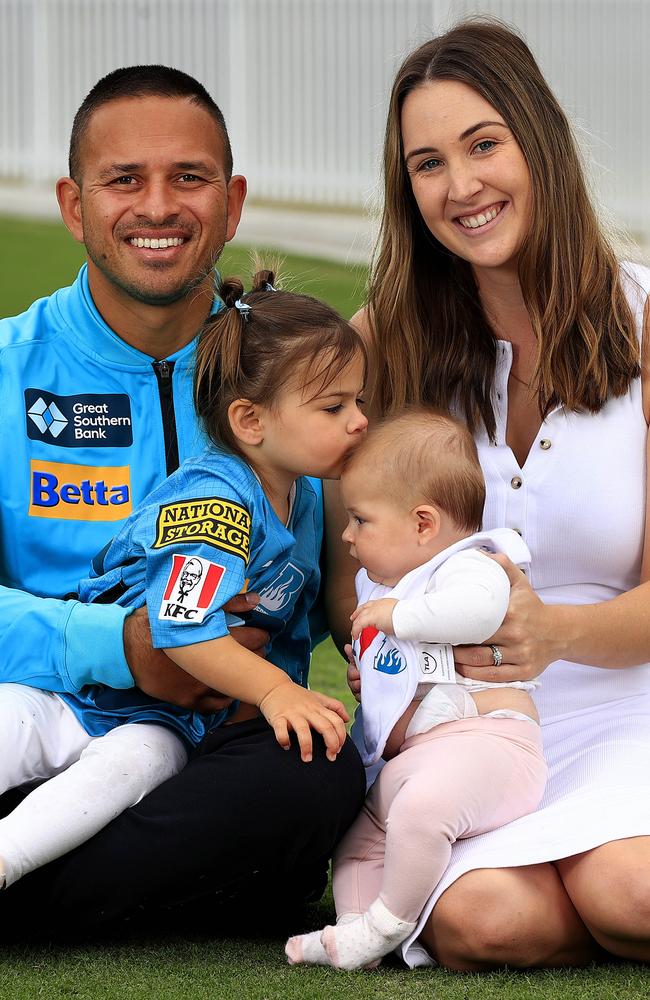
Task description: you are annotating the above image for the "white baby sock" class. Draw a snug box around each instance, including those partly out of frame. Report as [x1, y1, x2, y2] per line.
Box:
[320, 898, 416, 970]
[285, 913, 359, 965]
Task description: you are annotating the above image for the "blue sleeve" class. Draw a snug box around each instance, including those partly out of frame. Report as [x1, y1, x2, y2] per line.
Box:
[139, 475, 253, 649]
[146, 540, 248, 649]
[0, 585, 134, 693]
[0, 306, 136, 694]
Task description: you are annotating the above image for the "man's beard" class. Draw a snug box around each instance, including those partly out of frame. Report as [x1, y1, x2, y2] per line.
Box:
[82, 208, 227, 306]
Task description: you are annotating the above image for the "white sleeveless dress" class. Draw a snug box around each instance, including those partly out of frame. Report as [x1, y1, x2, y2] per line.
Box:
[402, 261, 650, 968]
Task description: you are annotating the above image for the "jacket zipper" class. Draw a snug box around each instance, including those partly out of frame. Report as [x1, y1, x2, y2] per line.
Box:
[153, 360, 180, 476]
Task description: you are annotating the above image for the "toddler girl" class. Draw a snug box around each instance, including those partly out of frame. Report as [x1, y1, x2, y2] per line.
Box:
[0, 270, 367, 889]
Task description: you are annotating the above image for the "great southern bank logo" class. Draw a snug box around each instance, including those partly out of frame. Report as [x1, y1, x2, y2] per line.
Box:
[27, 398, 68, 438]
[24, 389, 133, 448]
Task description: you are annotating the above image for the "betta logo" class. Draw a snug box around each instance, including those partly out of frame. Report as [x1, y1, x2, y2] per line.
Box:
[373, 636, 405, 675]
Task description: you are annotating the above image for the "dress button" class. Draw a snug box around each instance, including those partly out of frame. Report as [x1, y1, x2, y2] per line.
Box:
[540, 439, 552, 450]
[511, 476, 522, 489]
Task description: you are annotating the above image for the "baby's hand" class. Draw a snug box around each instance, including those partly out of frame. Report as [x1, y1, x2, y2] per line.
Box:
[350, 598, 399, 639]
[259, 680, 349, 763]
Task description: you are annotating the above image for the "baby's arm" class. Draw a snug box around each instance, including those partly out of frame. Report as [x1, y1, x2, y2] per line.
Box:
[167, 637, 348, 763]
[394, 551, 510, 643]
[353, 551, 510, 644]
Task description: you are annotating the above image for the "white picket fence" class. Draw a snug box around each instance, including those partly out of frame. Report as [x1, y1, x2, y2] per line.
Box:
[0, 0, 648, 241]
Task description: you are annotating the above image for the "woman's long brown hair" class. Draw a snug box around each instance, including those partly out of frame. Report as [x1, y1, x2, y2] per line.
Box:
[368, 19, 639, 436]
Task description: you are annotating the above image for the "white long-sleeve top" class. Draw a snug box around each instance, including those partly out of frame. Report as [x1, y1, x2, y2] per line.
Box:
[351, 528, 532, 765]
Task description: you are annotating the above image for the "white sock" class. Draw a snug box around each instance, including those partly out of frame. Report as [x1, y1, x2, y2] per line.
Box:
[285, 913, 358, 965]
[321, 898, 416, 970]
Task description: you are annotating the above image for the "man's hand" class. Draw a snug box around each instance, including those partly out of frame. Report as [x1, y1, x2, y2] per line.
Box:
[225, 592, 270, 658]
[124, 607, 231, 712]
[350, 598, 398, 639]
[124, 593, 271, 711]
[259, 680, 349, 763]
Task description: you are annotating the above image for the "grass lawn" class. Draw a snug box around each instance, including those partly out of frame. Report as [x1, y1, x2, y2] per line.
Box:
[0, 214, 368, 321]
[0, 215, 647, 998]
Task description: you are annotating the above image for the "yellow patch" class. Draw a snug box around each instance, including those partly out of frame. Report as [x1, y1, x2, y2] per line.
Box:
[153, 496, 251, 562]
[29, 460, 131, 521]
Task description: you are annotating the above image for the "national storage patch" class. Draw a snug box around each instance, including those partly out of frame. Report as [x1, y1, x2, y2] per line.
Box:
[29, 460, 131, 521]
[153, 496, 251, 561]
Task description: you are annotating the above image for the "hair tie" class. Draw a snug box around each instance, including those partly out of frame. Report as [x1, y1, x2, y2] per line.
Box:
[264, 282, 277, 292]
[234, 298, 252, 321]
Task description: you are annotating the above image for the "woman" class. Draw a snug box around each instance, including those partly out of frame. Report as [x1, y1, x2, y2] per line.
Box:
[328, 19, 650, 970]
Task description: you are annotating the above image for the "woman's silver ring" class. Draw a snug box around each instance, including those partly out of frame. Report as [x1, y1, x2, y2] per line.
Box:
[490, 644, 503, 667]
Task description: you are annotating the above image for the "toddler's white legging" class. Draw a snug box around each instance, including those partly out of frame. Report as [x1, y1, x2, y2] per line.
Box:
[0, 684, 188, 886]
[333, 716, 547, 924]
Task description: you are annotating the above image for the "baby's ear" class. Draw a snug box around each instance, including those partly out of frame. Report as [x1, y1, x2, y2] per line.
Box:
[412, 504, 441, 543]
[228, 398, 263, 446]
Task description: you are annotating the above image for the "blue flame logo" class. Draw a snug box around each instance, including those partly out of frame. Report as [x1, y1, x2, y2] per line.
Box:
[257, 561, 305, 614]
[373, 637, 405, 675]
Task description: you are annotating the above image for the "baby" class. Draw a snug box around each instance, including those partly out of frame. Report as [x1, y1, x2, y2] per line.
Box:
[286, 408, 547, 970]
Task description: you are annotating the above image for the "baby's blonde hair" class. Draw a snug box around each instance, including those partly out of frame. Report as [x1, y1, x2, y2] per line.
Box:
[345, 407, 485, 533]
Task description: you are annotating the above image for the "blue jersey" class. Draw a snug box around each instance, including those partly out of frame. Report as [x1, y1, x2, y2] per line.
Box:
[60, 452, 321, 746]
[0, 265, 324, 698]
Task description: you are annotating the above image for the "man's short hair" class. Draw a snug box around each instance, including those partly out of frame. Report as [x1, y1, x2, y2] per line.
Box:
[69, 65, 232, 182]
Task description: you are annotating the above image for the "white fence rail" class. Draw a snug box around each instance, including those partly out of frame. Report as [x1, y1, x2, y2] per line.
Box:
[0, 0, 648, 242]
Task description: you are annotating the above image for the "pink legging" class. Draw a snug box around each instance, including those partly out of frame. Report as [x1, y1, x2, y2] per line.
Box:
[333, 716, 547, 924]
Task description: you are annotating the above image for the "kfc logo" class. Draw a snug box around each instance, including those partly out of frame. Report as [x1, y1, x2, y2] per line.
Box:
[177, 557, 203, 603]
[158, 554, 226, 624]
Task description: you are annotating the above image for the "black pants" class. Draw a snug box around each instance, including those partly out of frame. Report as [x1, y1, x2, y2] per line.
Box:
[0, 718, 365, 938]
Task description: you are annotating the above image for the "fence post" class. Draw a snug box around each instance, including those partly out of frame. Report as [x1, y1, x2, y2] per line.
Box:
[30, 0, 51, 182]
[226, 0, 249, 179]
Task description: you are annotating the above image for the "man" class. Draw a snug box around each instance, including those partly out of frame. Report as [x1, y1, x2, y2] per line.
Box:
[0, 66, 364, 934]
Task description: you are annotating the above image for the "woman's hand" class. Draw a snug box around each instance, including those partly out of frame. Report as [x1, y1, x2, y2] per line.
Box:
[345, 643, 362, 702]
[454, 554, 561, 683]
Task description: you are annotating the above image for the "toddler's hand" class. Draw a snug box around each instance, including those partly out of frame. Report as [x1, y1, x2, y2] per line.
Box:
[259, 681, 349, 763]
[350, 598, 398, 639]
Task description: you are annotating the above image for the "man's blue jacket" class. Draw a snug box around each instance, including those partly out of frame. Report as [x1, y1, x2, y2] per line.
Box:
[0, 264, 323, 695]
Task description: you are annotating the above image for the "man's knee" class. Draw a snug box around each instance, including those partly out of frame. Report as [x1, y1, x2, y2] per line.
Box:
[291, 735, 365, 834]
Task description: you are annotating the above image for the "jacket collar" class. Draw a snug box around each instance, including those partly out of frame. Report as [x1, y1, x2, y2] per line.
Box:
[50, 264, 220, 370]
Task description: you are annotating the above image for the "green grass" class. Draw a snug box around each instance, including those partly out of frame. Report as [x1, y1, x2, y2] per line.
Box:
[0, 215, 368, 320]
[0, 216, 647, 998]
[1, 936, 647, 1000]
